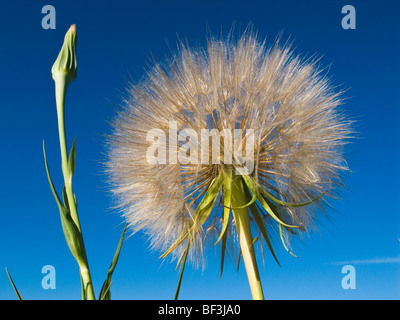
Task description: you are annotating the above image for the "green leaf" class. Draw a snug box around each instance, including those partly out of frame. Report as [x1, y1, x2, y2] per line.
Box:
[62, 186, 69, 209]
[100, 282, 113, 301]
[5, 268, 23, 300]
[68, 137, 77, 177]
[43, 141, 85, 266]
[99, 222, 128, 300]
[160, 230, 190, 259]
[59, 201, 85, 265]
[58, 186, 85, 265]
[174, 240, 190, 300]
[43, 141, 64, 210]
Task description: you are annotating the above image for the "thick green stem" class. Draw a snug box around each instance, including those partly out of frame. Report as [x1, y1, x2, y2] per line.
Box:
[55, 75, 95, 300]
[231, 173, 264, 300]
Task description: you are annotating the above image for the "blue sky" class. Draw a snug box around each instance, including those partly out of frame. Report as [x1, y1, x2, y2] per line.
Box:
[0, 0, 399, 300]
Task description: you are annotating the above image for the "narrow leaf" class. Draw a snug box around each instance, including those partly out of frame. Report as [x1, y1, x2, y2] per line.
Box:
[5, 268, 23, 300]
[44, 141, 84, 263]
[43, 141, 64, 210]
[174, 240, 190, 300]
[58, 202, 85, 264]
[100, 282, 113, 301]
[160, 230, 191, 259]
[68, 137, 77, 177]
[99, 222, 128, 300]
[62, 186, 69, 209]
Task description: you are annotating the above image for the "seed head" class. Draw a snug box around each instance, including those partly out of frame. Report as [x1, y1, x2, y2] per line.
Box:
[106, 31, 352, 266]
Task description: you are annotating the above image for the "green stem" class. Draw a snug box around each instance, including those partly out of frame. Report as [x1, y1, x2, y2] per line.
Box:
[54, 75, 95, 300]
[231, 173, 264, 300]
[80, 266, 95, 300]
[55, 78, 81, 231]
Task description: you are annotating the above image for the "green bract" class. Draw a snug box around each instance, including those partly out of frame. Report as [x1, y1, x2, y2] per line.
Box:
[165, 167, 327, 300]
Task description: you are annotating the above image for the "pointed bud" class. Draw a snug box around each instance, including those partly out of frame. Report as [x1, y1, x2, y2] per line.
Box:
[52, 24, 77, 85]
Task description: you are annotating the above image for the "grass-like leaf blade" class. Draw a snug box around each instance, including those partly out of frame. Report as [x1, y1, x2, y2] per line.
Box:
[5, 268, 23, 300]
[99, 222, 128, 300]
[174, 240, 190, 300]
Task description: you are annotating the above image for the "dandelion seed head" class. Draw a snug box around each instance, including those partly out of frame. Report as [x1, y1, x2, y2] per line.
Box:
[105, 30, 352, 265]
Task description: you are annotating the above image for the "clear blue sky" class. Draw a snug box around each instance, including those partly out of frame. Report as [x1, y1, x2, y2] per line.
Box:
[0, 0, 399, 300]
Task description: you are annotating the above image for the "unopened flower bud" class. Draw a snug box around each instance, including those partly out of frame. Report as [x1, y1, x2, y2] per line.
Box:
[51, 24, 77, 86]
